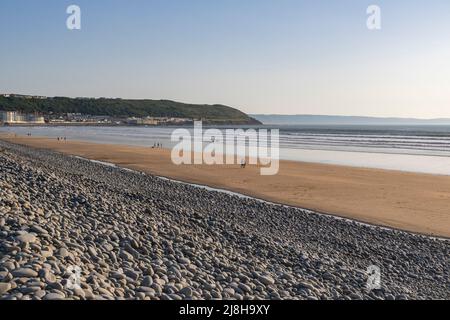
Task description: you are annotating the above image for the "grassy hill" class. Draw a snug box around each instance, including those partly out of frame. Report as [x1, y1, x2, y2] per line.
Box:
[0, 95, 260, 124]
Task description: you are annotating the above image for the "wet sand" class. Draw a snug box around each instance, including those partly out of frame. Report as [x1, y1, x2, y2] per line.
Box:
[1, 133, 450, 238]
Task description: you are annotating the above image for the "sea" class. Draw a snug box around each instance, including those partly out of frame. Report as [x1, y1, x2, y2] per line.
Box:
[2, 124, 450, 175]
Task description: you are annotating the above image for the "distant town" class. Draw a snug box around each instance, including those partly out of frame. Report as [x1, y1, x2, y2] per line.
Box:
[0, 94, 194, 126]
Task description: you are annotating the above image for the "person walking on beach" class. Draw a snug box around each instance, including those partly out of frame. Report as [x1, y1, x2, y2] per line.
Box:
[240, 158, 246, 169]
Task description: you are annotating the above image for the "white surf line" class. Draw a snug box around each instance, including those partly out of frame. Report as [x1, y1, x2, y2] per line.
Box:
[70, 155, 449, 242]
[72, 157, 118, 167]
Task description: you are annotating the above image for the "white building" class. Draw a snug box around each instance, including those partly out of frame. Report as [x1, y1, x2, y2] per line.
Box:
[1, 111, 17, 123]
[0, 111, 45, 124]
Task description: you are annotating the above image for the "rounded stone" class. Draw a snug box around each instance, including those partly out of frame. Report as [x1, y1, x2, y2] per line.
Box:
[12, 268, 38, 278]
[16, 233, 37, 244]
[0, 282, 12, 295]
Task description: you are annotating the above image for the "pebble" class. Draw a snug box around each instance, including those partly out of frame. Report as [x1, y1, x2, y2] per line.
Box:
[58, 248, 69, 258]
[179, 286, 193, 297]
[298, 281, 316, 292]
[12, 268, 38, 278]
[0, 283, 12, 295]
[16, 233, 37, 244]
[87, 246, 97, 257]
[141, 276, 153, 287]
[258, 275, 275, 286]
[119, 251, 134, 261]
[43, 293, 65, 300]
[30, 225, 48, 235]
[238, 283, 252, 293]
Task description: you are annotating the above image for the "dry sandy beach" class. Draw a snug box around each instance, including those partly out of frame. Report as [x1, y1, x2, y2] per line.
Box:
[1, 133, 449, 238]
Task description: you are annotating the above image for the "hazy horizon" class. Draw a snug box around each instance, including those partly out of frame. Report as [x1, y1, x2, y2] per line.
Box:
[1, 0, 449, 118]
[251, 114, 450, 120]
[4, 93, 450, 121]
[251, 114, 450, 126]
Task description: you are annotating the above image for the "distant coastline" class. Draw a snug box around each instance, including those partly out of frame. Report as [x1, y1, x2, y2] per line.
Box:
[252, 114, 450, 125]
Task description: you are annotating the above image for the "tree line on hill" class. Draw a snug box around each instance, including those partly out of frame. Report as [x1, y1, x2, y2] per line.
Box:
[0, 96, 260, 124]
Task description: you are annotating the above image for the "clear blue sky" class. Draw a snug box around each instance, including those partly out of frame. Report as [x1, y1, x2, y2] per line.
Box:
[1, 0, 449, 117]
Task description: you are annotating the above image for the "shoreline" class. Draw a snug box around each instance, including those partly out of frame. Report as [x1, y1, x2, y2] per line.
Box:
[1, 133, 450, 238]
[3, 125, 450, 176]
